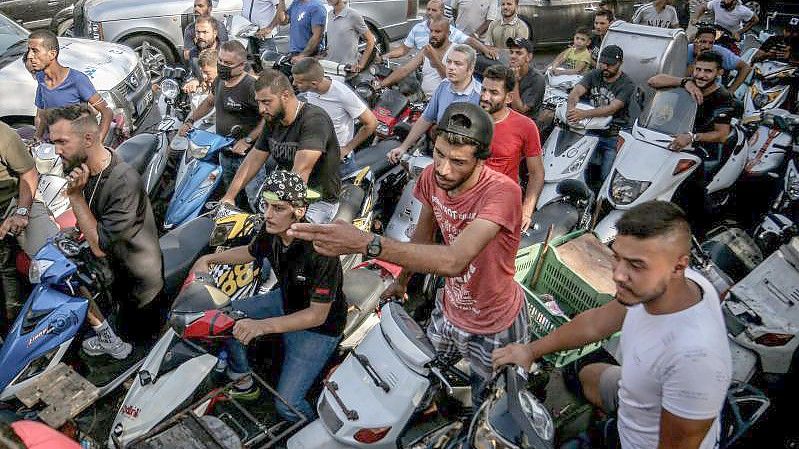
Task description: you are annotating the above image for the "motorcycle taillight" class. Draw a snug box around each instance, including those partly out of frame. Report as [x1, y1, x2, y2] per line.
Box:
[183, 310, 236, 339]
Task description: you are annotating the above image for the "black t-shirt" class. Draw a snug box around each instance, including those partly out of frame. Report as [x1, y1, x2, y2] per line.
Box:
[760, 35, 799, 63]
[519, 66, 546, 118]
[85, 152, 164, 307]
[695, 86, 735, 134]
[213, 75, 261, 145]
[247, 228, 347, 336]
[578, 69, 636, 128]
[254, 103, 341, 201]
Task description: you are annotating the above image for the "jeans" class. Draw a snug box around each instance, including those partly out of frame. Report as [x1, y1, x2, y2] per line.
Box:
[226, 288, 340, 422]
[339, 152, 358, 177]
[219, 153, 268, 212]
[587, 134, 619, 191]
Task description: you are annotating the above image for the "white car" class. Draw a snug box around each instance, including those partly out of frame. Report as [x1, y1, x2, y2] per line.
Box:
[0, 12, 153, 132]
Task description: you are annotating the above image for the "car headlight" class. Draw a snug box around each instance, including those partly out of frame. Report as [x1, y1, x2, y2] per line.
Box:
[160, 78, 180, 101]
[88, 21, 103, 40]
[786, 160, 799, 201]
[518, 390, 554, 441]
[188, 141, 210, 160]
[99, 91, 117, 110]
[610, 171, 651, 205]
[29, 260, 55, 284]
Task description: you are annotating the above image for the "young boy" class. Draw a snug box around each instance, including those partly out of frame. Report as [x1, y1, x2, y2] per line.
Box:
[548, 28, 592, 75]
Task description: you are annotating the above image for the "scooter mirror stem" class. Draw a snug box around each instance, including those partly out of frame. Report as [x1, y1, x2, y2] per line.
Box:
[430, 366, 454, 395]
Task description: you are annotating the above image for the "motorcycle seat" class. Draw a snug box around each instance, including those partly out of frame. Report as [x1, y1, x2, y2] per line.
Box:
[520, 201, 580, 249]
[116, 133, 160, 175]
[160, 215, 215, 299]
[355, 139, 399, 179]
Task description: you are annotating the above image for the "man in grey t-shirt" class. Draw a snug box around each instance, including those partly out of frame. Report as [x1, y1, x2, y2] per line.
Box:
[631, 0, 680, 28]
[325, 0, 376, 72]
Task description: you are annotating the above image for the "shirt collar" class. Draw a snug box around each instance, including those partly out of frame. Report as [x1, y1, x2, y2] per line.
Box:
[449, 78, 480, 95]
[331, 7, 350, 18]
[501, 14, 519, 25]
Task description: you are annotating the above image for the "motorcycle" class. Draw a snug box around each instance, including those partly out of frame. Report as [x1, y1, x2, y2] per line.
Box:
[355, 60, 426, 142]
[594, 88, 748, 242]
[108, 258, 399, 448]
[538, 102, 612, 206]
[742, 60, 798, 116]
[542, 70, 582, 109]
[381, 149, 433, 242]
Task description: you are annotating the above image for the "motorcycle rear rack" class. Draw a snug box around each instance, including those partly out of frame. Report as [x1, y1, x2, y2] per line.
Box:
[125, 372, 307, 449]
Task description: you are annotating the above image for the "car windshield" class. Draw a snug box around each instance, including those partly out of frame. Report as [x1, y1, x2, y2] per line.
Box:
[0, 13, 29, 69]
[639, 88, 697, 135]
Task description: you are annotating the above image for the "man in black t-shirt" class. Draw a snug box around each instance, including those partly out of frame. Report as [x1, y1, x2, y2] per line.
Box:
[754, 18, 799, 64]
[180, 41, 266, 209]
[221, 68, 341, 223]
[192, 170, 346, 421]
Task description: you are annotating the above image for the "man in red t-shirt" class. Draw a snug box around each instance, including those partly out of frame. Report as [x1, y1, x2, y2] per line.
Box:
[288, 103, 529, 405]
[480, 64, 544, 233]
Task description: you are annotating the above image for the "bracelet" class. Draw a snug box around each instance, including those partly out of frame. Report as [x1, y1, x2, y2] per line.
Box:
[680, 77, 691, 88]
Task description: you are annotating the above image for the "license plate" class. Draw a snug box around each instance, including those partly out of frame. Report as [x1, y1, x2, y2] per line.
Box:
[136, 89, 154, 116]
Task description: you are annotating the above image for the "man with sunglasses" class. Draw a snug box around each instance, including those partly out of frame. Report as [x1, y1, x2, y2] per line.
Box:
[191, 170, 346, 421]
[179, 40, 266, 209]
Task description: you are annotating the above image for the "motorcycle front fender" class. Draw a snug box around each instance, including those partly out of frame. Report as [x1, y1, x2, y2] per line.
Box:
[164, 160, 222, 229]
[594, 209, 625, 244]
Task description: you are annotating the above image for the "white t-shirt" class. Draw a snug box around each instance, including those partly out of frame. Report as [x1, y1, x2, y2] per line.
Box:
[421, 44, 453, 97]
[616, 269, 732, 449]
[631, 2, 680, 28]
[304, 78, 368, 147]
[242, 0, 279, 36]
[707, 0, 754, 32]
[451, 0, 499, 37]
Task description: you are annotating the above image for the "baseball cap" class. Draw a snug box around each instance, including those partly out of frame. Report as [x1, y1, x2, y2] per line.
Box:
[599, 45, 623, 65]
[506, 37, 534, 53]
[438, 102, 494, 149]
[259, 170, 320, 210]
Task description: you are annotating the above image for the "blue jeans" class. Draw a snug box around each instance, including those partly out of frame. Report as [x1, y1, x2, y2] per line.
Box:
[587, 134, 619, 190]
[220, 153, 268, 212]
[226, 289, 340, 422]
[339, 152, 358, 177]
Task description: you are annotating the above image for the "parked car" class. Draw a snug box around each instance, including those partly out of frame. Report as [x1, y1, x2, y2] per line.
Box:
[0, 0, 76, 33]
[517, 0, 638, 47]
[72, 0, 420, 78]
[0, 11, 154, 132]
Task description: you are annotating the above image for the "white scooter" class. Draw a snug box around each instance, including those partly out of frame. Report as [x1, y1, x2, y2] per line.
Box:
[382, 150, 433, 242]
[743, 108, 799, 177]
[542, 70, 582, 108]
[594, 88, 748, 242]
[742, 60, 798, 116]
[538, 102, 612, 207]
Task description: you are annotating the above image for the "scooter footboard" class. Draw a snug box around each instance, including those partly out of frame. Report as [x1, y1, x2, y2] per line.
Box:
[287, 420, 353, 449]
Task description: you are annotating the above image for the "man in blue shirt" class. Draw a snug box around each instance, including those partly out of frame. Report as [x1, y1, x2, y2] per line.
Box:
[27, 30, 112, 143]
[687, 25, 751, 92]
[279, 0, 327, 63]
[387, 43, 481, 163]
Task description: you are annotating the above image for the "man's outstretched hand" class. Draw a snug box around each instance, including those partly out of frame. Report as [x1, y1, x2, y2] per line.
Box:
[288, 219, 372, 257]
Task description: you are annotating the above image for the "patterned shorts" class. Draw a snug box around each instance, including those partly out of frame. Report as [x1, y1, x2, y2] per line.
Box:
[426, 294, 530, 382]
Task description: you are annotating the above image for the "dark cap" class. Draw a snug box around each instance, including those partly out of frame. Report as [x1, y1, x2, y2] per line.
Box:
[599, 44, 623, 65]
[438, 102, 494, 149]
[506, 37, 534, 53]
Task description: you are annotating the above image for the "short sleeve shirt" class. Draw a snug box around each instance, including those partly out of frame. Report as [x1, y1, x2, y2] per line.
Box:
[0, 121, 35, 210]
[518, 66, 546, 118]
[688, 44, 741, 71]
[695, 86, 735, 133]
[254, 103, 341, 201]
[325, 7, 369, 66]
[577, 69, 636, 128]
[248, 227, 347, 336]
[561, 47, 592, 71]
[288, 0, 328, 54]
[485, 15, 529, 47]
[242, 0, 280, 30]
[183, 19, 230, 56]
[413, 165, 524, 334]
[631, 2, 679, 27]
[487, 109, 542, 182]
[34, 68, 97, 109]
[707, 0, 754, 32]
[422, 78, 482, 123]
[403, 21, 469, 49]
[212, 75, 261, 138]
[451, 0, 499, 36]
[304, 78, 368, 147]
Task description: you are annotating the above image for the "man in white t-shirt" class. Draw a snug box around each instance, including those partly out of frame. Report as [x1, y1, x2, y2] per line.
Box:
[292, 58, 378, 174]
[241, 0, 282, 54]
[694, 0, 758, 39]
[631, 0, 680, 28]
[494, 200, 732, 449]
[450, 0, 499, 38]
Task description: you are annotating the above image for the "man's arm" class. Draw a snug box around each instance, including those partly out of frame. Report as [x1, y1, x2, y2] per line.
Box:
[670, 122, 731, 150]
[739, 13, 758, 37]
[221, 148, 271, 204]
[292, 150, 322, 183]
[566, 83, 588, 111]
[356, 30, 377, 72]
[344, 109, 378, 154]
[657, 411, 716, 449]
[568, 79, 625, 120]
[69, 192, 105, 257]
[521, 156, 544, 230]
[0, 168, 37, 239]
[394, 116, 433, 154]
[383, 43, 412, 59]
[466, 36, 498, 59]
[88, 94, 113, 144]
[301, 25, 325, 57]
[729, 59, 751, 92]
[179, 93, 216, 136]
[691, 1, 708, 23]
[425, 45, 447, 78]
[380, 51, 424, 89]
[648, 74, 704, 103]
[193, 245, 255, 273]
[278, 0, 289, 25]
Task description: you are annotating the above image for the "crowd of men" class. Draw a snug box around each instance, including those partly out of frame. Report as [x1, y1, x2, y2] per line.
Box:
[0, 0, 797, 447]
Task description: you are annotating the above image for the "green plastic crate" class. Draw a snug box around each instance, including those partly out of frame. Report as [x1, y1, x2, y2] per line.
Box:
[514, 230, 615, 367]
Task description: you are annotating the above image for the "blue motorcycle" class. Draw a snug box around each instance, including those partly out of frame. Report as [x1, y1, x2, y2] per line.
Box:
[163, 128, 238, 231]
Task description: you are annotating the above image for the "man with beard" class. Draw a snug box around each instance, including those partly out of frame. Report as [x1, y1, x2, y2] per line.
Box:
[484, 0, 529, 49]
[567, 45, 635, 186]
[506, 38, 546, 122]
[753, 17, 799, 64]
[186, 17, 221, 63]
[479, 64, 544, 232]
[180, 41, 265, 209]
[493, 201, 731, 449]
[387, 43, 481, 162]
[648, 50, 737, 237]
[589, 10, 613, 65]
[47, 104, 163, 358]
[693, 0, 757, 39]
[183, 0, 229, 62]
[221, 69, 341, 224]
[687, 25, 751, 92]
[28, 30, 112, 143]
[287, 102, 530, 407]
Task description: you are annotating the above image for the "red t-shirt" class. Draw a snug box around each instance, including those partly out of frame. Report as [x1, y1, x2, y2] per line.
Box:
[486, 109, 542, 182]
[11, 421, 80, 449]
[414, 165, 524, 334]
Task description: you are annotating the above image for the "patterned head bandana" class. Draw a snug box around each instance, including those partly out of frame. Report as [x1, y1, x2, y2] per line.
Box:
[259, 170, 320, 211]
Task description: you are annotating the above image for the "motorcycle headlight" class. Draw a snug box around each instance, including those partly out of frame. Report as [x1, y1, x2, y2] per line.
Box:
[160, 78, 180, 101]
[29, 259, 55, 284]
[472, 401, 513, 449]
[786, 161, 799, 201]
[518, 390, 554, 441]
[610, 171, 651, 205]
[188, 141, 211, 160]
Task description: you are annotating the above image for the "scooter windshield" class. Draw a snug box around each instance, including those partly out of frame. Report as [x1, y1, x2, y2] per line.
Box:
[639, 88, 697, 136]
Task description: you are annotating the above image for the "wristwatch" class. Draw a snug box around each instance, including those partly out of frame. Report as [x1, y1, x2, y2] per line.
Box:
[244, 136, 254, 145]
[15, 207, 28, 217]
[366, 234, 382, 258]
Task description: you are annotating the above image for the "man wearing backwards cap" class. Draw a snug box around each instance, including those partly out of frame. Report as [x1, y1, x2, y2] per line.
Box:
[566, 44, 636, 187]
[288, 103, 529, 407]
[191, 170, 347, 423]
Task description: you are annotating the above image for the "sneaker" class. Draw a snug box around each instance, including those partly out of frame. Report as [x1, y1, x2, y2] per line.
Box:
[81, 336, 133, 360]
[229, 384, 261, 401]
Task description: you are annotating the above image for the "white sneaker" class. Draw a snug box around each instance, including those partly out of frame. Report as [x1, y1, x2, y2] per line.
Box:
[81, 336, 133, 360]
